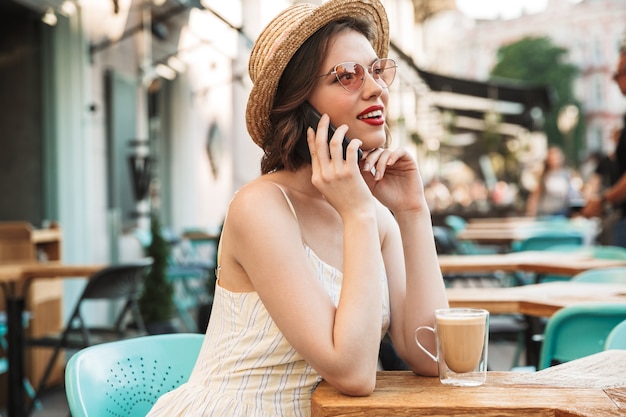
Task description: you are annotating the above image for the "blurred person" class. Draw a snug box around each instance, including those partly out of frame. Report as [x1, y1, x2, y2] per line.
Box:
[450, 182, 472, 208]
[525, 146, 581, 217]
[582, 128, 620, 244]
[584, 128, 621, 198]
[582, 46, 626, 248]
[467, 179, 490, 211]
[146, 1, 448, 416]
[424, 176, 452, 212]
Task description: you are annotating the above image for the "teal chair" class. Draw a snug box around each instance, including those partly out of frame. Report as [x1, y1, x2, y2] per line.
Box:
[571, 266, 626, 283]
[605, 319, 626, 349]
[65, 333, 204, 417]
[538, 303, 626, 370]
[511, 230, 585, 284]
[444, 215, 467, 235]
[443, 215, 500, 255]
[512, 230, 585, 252]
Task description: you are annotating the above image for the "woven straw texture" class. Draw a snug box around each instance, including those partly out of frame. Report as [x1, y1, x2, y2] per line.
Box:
[245, 0, 389, 148]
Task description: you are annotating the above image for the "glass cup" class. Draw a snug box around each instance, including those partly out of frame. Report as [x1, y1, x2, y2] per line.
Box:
[415, 308, 489, 386]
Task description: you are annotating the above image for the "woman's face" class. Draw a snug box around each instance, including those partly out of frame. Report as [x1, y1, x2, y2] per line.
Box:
[307, 29, 389, 151]
[546, 147, 564, 169]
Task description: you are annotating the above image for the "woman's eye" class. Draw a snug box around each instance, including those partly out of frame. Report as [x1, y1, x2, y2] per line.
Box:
[338, 72, 355, 82]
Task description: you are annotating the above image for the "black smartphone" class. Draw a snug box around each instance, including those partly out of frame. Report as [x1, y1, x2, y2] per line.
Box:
[296, 101, 362, 163]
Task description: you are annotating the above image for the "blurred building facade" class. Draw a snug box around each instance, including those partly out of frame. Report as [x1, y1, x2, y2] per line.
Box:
[424, 0, 626, 156]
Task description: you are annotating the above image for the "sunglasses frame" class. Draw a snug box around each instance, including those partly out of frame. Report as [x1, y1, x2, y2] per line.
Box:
[318, 58, 397, 92]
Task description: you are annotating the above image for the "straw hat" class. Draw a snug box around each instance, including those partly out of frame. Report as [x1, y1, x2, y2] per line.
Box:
[245, 0, 389, 148]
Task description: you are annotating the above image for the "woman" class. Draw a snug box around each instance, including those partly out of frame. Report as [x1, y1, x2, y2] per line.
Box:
[147, 1, 447, 416]
[525, 146, 581, 217]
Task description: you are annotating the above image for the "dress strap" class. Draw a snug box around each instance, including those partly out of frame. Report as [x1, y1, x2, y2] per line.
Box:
[268, 181, 299, 222]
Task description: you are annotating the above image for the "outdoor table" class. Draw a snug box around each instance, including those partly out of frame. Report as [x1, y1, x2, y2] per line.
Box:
[438, 251, 626, 276]
[0, 262, 103, 417]
[311, 350, 626, 416]
[446, 281, 626, 317]
[456, 217, 596, 247]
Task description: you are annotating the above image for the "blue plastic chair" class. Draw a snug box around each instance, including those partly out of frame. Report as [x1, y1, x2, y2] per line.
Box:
[512, 230, 585, 252]
[442, 215, 500, 255]
[511, 230, 585, 284]
[538, 303, 626, 370]
[571, 266, 626, 283]
[605, 319, 626, 349]
[65, 333, 204, 417]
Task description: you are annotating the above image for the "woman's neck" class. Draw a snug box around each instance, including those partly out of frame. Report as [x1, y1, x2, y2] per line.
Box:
[271, 166, 325, 200]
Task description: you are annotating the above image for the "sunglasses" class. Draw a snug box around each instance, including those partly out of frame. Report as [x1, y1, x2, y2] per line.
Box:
[318, 58, 397, 92]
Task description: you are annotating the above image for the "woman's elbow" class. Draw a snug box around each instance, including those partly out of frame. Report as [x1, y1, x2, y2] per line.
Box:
[329, 368, 377, 397]
[336, 376, 376, 397]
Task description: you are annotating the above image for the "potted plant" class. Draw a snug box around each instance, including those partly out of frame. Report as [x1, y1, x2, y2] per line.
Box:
[139, 214, 178, 334]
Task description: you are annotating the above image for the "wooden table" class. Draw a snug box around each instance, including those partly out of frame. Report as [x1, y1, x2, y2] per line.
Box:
[311, 350, 626, 416]
[438, 251, 626, 276]
[0, 262, 103, 417]
[456, 217, 595, 247]
[446, 281, 626, 317]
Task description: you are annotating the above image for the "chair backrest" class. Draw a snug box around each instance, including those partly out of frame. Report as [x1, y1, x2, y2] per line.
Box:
[606, 319, 626, 350]
[67, 258, 153, 340]
[571, 267, 626, 284]
[81, 258, 153, 300]
[444, 215, 467, 235]
[65, 333, 204, 417]
[40, 258, 153, 348]
[513, 230, 584, 252]
[433, 225, 460, 255]
[539, 302, 626, 370]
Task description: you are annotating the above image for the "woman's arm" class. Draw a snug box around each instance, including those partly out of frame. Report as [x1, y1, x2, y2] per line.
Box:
[380, 201, 448, 376]
[224, 181, 383, 396]
[360, 147, 448, 376]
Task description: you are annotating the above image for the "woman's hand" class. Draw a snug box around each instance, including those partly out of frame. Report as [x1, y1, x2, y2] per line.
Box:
[581, 196, 604, 218]
[307, 115, 375, 219]
[359, 147, 427, 214]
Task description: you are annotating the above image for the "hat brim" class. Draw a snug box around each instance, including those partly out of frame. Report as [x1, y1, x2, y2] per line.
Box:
[246, 0, 389, 148]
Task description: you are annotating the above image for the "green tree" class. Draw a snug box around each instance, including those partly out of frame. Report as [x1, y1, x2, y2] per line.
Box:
[490, 36, 583, 166]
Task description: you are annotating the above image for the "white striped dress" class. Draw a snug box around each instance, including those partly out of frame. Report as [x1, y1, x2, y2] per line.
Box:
[146, 194, 391, 417]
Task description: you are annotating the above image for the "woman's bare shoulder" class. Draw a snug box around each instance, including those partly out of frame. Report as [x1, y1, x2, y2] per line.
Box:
[226, 175, 298, 232]
[230, 176, 287, 207]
